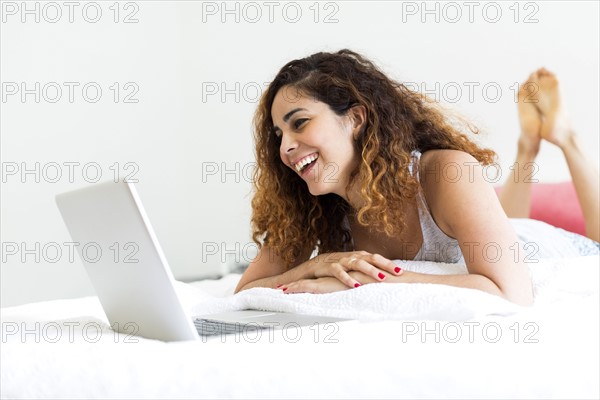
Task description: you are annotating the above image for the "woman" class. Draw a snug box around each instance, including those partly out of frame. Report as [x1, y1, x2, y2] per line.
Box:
[234, 50, 599, 306]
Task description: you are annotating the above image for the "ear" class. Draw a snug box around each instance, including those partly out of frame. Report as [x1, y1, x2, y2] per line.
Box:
[347, 105, 367, 139]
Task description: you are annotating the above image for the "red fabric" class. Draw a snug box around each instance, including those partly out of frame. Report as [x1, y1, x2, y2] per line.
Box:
[495, 182, 586, 236]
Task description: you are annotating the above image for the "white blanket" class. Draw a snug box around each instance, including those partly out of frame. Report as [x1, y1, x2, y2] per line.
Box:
[2, 256, 599, 399]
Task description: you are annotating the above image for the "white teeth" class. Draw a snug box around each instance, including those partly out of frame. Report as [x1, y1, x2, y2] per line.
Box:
[294, 154, 318, 172]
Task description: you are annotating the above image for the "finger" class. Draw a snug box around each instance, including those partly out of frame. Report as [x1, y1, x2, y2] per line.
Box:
[350, 257, 388, 281]
[283, 280, 316, 294]
[280, 281, 297, 293]
[341, 256, 360, 271]
[280, 283, 294, 293]
[340, 255, 386, 282]
[348, 254, 402, 282]
[332, 262, 363, 288]
[368, 253, 403, 276]
[337, 252, 370, 266]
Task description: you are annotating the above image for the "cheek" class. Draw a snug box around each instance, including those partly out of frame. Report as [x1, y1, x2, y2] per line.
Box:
[319, 150, 357, 179]
[340, 146, 360, 175]
[327, 123, 356, 155]
[324, 135, 357, 161]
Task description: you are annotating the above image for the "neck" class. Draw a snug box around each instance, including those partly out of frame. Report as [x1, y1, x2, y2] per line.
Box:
[338, 178, 367, 212]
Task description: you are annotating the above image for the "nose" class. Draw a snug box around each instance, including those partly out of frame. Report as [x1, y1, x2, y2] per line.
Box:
[279, 131, 298, 157]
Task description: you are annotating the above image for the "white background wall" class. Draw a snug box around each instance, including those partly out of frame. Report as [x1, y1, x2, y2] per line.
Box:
[1, 0, 598, 307]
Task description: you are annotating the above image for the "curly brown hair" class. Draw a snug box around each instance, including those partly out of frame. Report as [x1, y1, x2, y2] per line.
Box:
[251, 49, 496, 268]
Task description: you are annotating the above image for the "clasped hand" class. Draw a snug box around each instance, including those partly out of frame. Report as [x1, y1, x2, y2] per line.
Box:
[279, 251, 403, 294]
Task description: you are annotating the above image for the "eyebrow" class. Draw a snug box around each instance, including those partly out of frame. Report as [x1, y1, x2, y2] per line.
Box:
[273, 108, 306, 132]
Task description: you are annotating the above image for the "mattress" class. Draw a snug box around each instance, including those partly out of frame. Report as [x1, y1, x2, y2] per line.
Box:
[1, 256, 598, 399]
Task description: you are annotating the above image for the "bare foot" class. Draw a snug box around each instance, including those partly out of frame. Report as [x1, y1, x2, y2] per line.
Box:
[517, 72, 542, 155]
[534, 68, 574, 148]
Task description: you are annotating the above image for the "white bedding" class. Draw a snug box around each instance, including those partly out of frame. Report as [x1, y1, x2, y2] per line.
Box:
[2, 256, 599, 399]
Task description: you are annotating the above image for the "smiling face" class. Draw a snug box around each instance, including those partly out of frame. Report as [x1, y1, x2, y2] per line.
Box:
[271, 86, 365, 198]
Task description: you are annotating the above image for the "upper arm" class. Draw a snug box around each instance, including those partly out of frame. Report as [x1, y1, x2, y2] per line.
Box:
[419, 150, 532, 303]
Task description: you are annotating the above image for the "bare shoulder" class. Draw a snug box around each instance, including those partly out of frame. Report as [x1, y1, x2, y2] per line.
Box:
[420, 148, 474, 162]
[418, 149, 495, 237]
[418, 149, 483, 193]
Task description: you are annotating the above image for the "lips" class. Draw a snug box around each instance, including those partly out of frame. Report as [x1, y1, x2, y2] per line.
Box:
[299, 157, 318, 178]
[292, 153, 319, 173]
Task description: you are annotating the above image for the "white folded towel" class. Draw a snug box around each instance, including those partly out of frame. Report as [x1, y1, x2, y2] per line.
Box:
[177, 257, 600, 321]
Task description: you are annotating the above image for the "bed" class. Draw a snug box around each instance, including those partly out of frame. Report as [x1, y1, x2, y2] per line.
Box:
[1, 254, 598, 399]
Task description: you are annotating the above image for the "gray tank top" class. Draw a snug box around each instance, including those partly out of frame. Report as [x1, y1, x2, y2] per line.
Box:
[410, 151, 464, 263]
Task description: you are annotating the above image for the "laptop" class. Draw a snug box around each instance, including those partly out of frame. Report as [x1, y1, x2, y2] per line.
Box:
[55, 180, 350, 342]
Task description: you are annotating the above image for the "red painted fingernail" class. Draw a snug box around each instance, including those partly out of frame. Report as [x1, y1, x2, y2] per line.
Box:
[394, 267, 401, 273]
[276, 284, 283, 288]
[378, 272, 385, 280]
[282, 287, 287, 291]
[354, 283, 361, 288]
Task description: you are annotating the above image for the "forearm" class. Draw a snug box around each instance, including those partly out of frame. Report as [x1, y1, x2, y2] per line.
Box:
[402, 271, 504, 296]
[236, 262, 314, 293]
[353, 271, 507, 300]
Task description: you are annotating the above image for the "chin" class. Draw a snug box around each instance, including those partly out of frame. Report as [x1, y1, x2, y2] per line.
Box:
[306, 182, 336, 197]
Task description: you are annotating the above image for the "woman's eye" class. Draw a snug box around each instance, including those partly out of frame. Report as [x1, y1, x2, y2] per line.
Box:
[293, 119, 307, 129]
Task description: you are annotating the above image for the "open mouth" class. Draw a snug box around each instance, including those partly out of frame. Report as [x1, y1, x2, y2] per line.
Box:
[294, 153, 319, 175]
